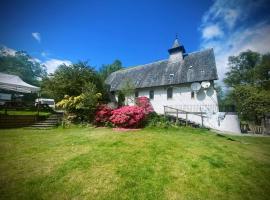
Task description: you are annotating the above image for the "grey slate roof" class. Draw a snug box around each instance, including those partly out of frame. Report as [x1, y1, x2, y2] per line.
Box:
[105, 48, 218, 91]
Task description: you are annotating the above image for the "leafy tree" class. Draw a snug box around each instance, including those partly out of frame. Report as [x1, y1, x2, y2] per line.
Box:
[99, 59, 123, 81]
[41, 62, 103, 102]
[232, 86, 270, 124]
[224, 50, 270, 125]
[224, 50, 260, 87]
[0, 50, 47, 85]
[255, 53, 270, 89]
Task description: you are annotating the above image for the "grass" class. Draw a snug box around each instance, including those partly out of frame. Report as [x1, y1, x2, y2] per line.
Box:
[0, 110, 51, 116]
[0, 126, 270, 200]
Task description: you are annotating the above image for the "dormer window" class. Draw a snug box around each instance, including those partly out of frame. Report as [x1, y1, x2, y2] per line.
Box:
[201, 70, 205, 76]
[169, 74, 174, 82]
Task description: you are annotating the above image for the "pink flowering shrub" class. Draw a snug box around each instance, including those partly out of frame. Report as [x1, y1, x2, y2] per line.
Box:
[94, 104, 113, 125]
[109, 106, 145, 128]
[135, 96, 154, 114]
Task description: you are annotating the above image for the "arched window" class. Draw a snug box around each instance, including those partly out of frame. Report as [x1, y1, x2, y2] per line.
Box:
[167, 87, 173, 99]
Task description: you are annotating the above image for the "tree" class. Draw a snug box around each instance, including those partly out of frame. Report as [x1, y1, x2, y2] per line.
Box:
[119, 78, 135, 105]
[41, 62, 103, 102]
[99, 60, 123, 81]
[0, 50, 47, 85]
[224, 50, 270, 126]
[224, 50, 262, 88]
[232, 86, 270, 124]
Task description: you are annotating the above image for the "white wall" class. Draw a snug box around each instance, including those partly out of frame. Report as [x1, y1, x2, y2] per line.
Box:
[134, 83, 219, 114]
[124, 83, 241, 134]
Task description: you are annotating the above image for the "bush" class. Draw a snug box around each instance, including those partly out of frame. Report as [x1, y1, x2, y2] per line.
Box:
[109, 106, 145, 128]
[94, 104, 113, 126]
[56, 84, 102, 122]
[145, 112, 176, 128]
[135, 96, 154, 114]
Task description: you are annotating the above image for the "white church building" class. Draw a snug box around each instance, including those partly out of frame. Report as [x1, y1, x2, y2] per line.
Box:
[106, 38, 241, 134]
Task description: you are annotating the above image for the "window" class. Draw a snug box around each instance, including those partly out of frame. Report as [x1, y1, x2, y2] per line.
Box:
[149, 90, 154, 100]
[167, 87, 173, 99]
[135, 91, 139, 98]
[191, 91, 195, 99]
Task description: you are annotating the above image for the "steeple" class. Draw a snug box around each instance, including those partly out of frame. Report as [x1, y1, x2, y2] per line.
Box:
[168, 35, 186, 62]
[171, 34, 180, 48]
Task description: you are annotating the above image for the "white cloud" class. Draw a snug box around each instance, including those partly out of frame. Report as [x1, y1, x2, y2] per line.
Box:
[202, 25, 223, 39]
[28, 58, 41, 63]
[199, 0, 270, 83]
[32, 32, 41, 43]
[41, 51, 50, 57]
[43, 59, 72, 74]
[0, 45, 16, 56]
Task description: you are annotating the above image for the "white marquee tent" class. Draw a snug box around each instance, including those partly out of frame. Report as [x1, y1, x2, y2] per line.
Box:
[0, 72, 40, 93]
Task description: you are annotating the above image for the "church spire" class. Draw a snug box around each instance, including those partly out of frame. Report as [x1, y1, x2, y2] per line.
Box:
[168, 35, 186, 62]
[171, 34, 180, 48]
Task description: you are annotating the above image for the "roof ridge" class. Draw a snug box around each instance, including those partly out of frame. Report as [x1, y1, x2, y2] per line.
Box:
[116, 59, 168, 73]
[187, 48, 213, 55]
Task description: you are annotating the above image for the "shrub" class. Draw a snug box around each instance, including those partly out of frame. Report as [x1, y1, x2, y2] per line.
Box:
[109, 106, 145, 128]
[135, 96, 154, 114]
[56, 84, 102, 122]
[94, 104, 113, 125]
[145, 112, 175, 128]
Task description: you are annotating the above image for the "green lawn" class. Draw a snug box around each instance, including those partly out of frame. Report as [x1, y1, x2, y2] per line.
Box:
[0, 110, 51, 116]
[0, 127, 270, 200]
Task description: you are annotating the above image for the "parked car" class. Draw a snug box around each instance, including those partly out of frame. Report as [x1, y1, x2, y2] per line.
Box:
[35, 98, 55, 109]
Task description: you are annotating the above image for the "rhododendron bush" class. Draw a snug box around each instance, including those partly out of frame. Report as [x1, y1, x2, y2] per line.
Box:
[109, 106, 145, 128]
[135, 96, 154, 114]
[94, 96, 154, 128]
[94, 104, 113, 125]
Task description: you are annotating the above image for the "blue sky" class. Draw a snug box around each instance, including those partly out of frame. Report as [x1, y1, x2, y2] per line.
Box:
[1, 0, 270, 80]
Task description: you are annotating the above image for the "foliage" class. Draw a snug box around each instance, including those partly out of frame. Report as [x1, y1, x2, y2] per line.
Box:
[224, 50, 270, 89]
[232, 85, 270, 124]
[99, 59, 123, 81]
[145, 112, 175, 128]
[224, 50, 261, 87]
[117, 91, 125, 106]
[109, 106, 145, 128]
[135, 96, 154, 114]
[224, 50, 270, 124]
[56, 83, 102, 122]
[41, 62, 103, 102]
[119, 78, 135, 104]
[94, 104, 113, 126]
[0, 49, 47, 85]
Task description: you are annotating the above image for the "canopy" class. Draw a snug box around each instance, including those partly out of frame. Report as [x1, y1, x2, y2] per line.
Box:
[0, 72, 40, 93]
